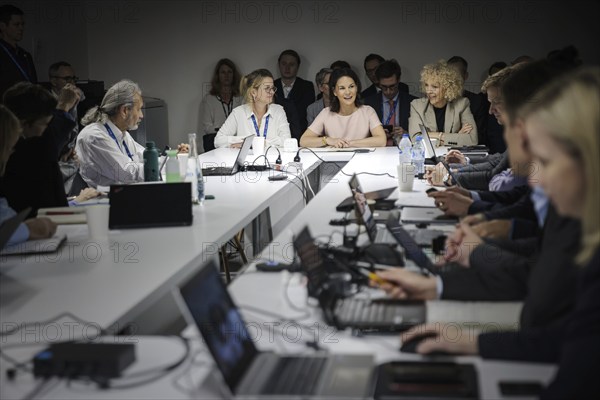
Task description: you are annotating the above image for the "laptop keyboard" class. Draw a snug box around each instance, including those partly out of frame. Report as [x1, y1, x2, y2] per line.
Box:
[262, 356, 327, 395]
[335, 298, 398, 324]
[202, 167, 233, 176]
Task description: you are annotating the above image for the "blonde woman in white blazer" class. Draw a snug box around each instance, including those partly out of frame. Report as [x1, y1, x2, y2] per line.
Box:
[408, 60, 478, 146]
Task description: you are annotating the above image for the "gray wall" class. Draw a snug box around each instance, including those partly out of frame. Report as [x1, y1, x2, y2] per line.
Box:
[12, 0, 600, 147]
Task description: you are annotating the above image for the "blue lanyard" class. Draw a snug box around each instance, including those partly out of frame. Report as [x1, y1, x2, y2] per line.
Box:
[384, 97, 399, 125]
[104, 124, 133, 160]
[250, 114, 270, 137]
[0, 41, 31, 81]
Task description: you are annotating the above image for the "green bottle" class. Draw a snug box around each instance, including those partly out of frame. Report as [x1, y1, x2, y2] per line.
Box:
[143, 141, 159, 182]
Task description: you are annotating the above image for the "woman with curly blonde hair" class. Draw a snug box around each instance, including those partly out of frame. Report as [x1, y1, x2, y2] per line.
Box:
[408, 60, 477, 146]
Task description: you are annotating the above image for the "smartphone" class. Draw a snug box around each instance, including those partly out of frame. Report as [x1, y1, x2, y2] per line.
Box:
[268, 174, 288, 181]
[498, 381, 543, 396]
[426, 188, 438, 194]
[382, 125, 394, 132]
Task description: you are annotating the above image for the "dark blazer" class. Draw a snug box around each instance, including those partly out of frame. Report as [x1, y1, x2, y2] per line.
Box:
[441, 205, 580, 329]
[478, 247, 600, 399]
[0, 39, 37, 100]
[362, 91, 416, 131]
[455, 152, 510, 190]
[274, 77, 315, 135]
[463, 90, 487, 145]
[2, 110, 75, 217]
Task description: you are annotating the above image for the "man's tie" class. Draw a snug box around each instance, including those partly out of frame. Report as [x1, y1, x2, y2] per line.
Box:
[388, 99, 396, 126]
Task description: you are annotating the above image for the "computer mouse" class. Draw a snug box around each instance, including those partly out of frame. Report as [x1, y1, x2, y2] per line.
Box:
[360, 244, 404, 266]
[400, 332, 450, 356]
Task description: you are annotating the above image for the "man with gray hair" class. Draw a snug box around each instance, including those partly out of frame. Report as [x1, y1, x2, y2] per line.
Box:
[76, 79, 145, 188]
[306, 68, 332, 126]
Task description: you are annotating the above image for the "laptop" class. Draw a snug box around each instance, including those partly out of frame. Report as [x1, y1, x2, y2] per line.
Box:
[109, 182, 192, 229]
[174, 259, 375, 398]
[400, 206, 458, 225]
[350, 175, 444, 247]
[294, 226, 426, 333]
[419, 124, 442, 165]
[384, 216, 439, 275]
[201, 135, 253, 176]
[336, 174, 396, 212]
[0, 208, 31, 250]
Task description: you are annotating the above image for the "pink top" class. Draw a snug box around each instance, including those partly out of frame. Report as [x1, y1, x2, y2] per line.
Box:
[308, 105, 382, 140]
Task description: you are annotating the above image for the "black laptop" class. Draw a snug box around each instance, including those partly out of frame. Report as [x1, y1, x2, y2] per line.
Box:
[336, 174, 396, 212]
[174, 259, 374, 398]
[109, 182, 192, 229]
[294, 226, 426, 333]
[201, 135, 253, 176]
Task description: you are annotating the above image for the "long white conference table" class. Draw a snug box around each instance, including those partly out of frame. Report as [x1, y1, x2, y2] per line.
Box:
[0, 147, 556, 399]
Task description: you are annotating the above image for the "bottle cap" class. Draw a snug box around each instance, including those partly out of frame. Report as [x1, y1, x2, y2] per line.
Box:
[146, 141, 156, 148]
[166, 150, 177, 157]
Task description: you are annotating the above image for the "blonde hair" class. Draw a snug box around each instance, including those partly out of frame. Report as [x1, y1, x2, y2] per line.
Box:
[0, 105, 21, 176]
[239, 69, 273, 104]
[521, 67, 600, 264]
[420, 60, 463, 102]
[481, 63, 524, 93]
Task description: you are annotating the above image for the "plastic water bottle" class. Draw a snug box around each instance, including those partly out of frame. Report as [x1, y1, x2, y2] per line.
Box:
[411, 135, 426, 175]
[398, 134, 412, 165]
[187, 133, 205, 204]
[165, 150, 181, 183]
[143, 141, 159, 181]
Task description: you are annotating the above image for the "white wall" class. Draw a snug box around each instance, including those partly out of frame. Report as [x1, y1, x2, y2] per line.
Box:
[13, 1, 600, 147]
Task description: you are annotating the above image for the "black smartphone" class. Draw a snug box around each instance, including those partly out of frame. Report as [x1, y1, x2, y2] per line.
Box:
[382, 124, 394, 132]
[268, 174, 288, 181]
[499, 381, 543, 396]
[426, 188, 438, 194]
[255, 261, 299, 272]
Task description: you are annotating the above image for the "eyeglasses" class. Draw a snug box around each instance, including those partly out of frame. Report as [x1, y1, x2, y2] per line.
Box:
[52, 75, 79, 82]
[261, 85, 277, 93]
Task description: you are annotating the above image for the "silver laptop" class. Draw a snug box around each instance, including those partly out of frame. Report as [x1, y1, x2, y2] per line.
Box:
[174, 259, 374, 398]
[350, 175, 395, 244]
[419, 124, 440, 163]
[400, 206, 458, 224]
[201, 135, 253, 176]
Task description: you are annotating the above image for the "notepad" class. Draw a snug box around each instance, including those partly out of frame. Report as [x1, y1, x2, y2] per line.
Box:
[0, 233, 67, 256]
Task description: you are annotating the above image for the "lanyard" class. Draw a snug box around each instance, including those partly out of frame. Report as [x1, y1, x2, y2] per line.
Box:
[250, 114, 270, 137]
[104, 124, 133, 160]
[218, 96, 233, 118]
[384, 97, 399, 125]
[0, 42, 31, 81]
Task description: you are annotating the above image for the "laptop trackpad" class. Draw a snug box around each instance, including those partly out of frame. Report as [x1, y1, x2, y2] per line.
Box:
[320, 355, 373, 397]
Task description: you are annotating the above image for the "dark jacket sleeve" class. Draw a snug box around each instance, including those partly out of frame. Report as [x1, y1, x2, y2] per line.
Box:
[46, 110, 77, 160]
[455, 153, 509, 190]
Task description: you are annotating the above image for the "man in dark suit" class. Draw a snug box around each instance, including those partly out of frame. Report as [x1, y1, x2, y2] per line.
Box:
[0, 4, 37, 100]
[274, 49, 314, 139]
[448, 56, 487, 145]
[363, 60, 415, 146]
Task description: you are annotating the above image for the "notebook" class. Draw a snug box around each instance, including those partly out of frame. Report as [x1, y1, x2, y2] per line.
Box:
[293, 226, 426, 333]
[201, 135, 253, 176]
[173, 259, 375, 398]
[1, 233, 67, 256]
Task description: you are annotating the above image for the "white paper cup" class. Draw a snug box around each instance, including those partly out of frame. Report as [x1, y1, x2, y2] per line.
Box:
[430, 138, 438, 147]
[252, 136, 265, 156]
[397, 163, 416, 192]
[177, 153, 189, 179]
[86, 205, 110, 240]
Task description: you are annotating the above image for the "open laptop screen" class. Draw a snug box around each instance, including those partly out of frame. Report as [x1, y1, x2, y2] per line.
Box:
[179, 260, 258, 392]
[293, 226, 328, 298]
[349, 175, 378, 242]
[385, 217, 437, 275]
[233, 135, 254, 172]
[419, 124, 437, 161]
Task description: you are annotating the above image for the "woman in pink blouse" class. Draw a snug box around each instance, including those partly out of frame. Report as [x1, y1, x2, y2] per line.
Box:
[300, 68, 386, 148]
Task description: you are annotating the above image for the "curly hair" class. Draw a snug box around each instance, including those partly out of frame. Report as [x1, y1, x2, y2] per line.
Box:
[419, 60, 464, 102]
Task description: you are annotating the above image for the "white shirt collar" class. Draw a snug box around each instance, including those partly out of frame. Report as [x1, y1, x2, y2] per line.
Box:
[105, 120, 126, 139]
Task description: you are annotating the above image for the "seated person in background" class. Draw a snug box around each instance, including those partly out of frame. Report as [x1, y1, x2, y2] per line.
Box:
[397, 67, 600, 399]
[3, 82, 95, 217]
[488, 61, 507, 76]
[363, 59, 416, 146]
[0, 105, 56, 246]
[76, 80, 145, 188]
[300, 68, 386, 148]
[274, 49, 315, 137]
[329, 60, 351, 70]
[360, 53, 384, 99]
[447, 56, 487, 144]
[306, 68, 332, 126]
[214, 69, 291, 148]
[199, 58, 242, 152]
[408, 60, 477, 146]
